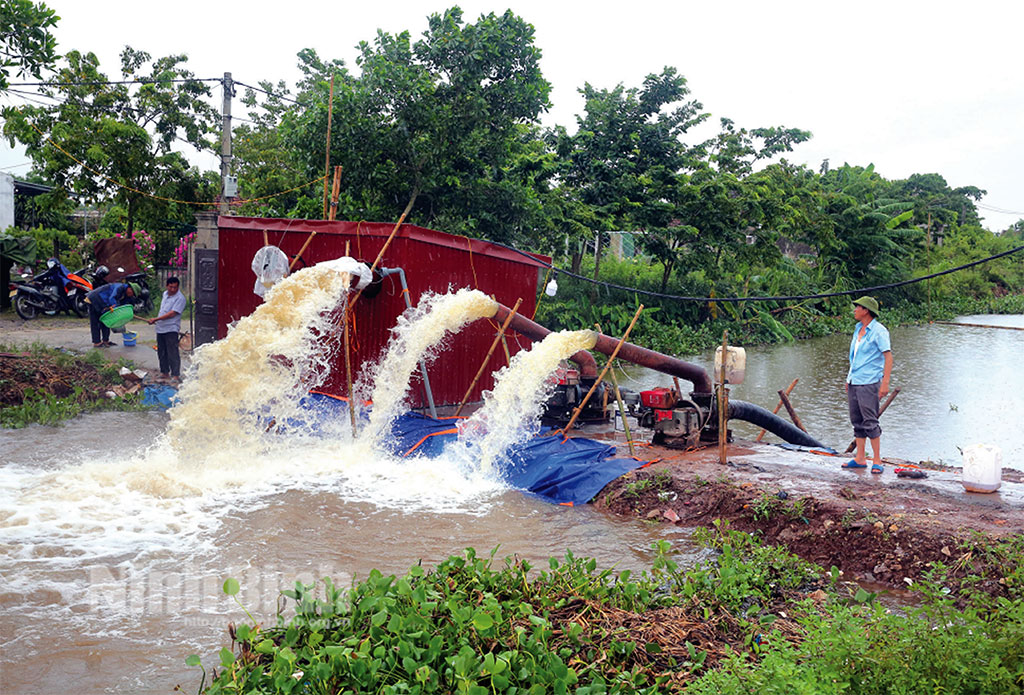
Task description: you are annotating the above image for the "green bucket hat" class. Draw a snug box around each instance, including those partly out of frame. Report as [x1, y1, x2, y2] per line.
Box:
[852, 295, 880, 315]
[128, 282, 142, 297]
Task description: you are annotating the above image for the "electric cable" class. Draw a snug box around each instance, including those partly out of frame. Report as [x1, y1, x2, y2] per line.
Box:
[233, 80, 305, 106]
[8, 77, 222, 87]
[489, 239, 1024, 304]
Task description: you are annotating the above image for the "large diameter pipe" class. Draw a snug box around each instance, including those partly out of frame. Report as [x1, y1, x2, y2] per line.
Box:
[728, 400, 827, 449]
[493, 305, 713, 394]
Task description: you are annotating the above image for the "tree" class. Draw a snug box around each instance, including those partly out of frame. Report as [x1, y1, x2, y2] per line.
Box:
[2, 47, 219, 232]
[267, 8, 551, 243]
[0, 0, 58, 91]
[551, 67, 707, 281]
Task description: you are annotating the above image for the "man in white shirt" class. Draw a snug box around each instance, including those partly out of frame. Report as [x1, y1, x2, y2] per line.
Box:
[147, 277, 187, 384]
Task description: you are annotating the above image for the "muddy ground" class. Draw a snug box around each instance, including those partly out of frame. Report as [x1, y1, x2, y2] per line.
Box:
[594, 439, 1024, 595]
[0, 348, 118, 407]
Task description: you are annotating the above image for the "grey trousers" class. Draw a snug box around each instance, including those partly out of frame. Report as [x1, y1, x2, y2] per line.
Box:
[847, 382, 881, 439]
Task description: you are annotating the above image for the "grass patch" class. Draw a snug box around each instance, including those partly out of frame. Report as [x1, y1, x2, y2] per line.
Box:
[0, 341, 153, 427]
[187, 523, 1024, 693]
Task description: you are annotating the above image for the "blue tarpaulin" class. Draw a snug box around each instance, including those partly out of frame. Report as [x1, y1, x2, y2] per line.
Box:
[142, 385, 178, 409]
[303, 394, 647, 506]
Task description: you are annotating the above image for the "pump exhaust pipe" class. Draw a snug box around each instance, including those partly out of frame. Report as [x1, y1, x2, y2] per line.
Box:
[493, 305, 713, 395]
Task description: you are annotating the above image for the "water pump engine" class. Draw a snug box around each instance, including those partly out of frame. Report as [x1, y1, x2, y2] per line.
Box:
[634, 388, 717, 449]
[541, 365, 610, 427]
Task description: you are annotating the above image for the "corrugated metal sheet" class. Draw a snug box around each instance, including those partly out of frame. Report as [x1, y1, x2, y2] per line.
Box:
[216, 217, 549, 407]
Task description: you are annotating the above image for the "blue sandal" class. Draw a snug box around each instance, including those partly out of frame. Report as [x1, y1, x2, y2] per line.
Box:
[842, 460, 867, 469]
[871, 463, 884, 474]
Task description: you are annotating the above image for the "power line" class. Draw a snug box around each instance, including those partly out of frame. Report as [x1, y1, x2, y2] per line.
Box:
[978, 203, 1024, 216]
[8, 77, 223, 87]
[233, 80, 305, 106]
[4, 88, 217, 154]
[491, 239, 1024, 304]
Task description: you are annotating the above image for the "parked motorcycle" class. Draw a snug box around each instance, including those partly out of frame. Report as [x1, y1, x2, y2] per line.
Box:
[10, 259, 93, 320]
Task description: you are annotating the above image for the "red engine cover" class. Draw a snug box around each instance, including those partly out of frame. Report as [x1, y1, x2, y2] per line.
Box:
[640, 387, 676, 409]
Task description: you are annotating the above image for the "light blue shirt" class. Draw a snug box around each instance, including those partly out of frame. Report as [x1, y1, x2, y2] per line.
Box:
[155, 290, 187, 335]
[847, 319, 891, 385]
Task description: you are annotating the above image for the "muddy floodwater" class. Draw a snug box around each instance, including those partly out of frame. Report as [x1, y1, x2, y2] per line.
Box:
[2, 314, 1022, 694]
[0, 414, 701, 695]
[621, 315, 1024, 469]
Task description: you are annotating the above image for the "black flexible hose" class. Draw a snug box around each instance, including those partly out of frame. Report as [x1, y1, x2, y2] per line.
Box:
[727, 399, 828, 449]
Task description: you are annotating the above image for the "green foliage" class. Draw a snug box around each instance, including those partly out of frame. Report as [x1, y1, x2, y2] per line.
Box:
[2, 46, 218, 233]
[188, 527, 1024, 694]
[19, 224, 87, 269]
[0, 0, 58, 91]
[622, 471, 672, 499]
[0, 343, 152, 427]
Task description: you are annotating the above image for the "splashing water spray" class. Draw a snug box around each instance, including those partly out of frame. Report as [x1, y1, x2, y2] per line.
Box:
[454, 330, 598, 473]
[167, 258, 369, 460]
[359, 288, 498, 445]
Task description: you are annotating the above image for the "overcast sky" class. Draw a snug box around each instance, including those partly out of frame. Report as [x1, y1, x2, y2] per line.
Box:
[2, 0, 1022, 231]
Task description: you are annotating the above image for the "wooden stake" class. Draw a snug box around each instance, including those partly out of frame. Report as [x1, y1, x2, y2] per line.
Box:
[343, 241, 356, 438]
[777, 388, 807, 432]
[718, 330, 728, 464]
[322, 74, 334, 219]
[455, 298, 522, 416]
[845, 387, 901, 453]
[560, 305, 644, 434]
[262, 229, 268, 247]
[756, 378, 798, 442]
[328, 165, 342, 221]
[596, 323, 635, 456]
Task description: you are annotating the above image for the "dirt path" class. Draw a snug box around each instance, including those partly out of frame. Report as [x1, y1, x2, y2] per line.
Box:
[594, 438, 1024, 595]
[1, 313, 182, 373]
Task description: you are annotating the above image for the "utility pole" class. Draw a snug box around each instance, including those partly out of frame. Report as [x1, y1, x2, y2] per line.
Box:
[220, 72, 234, 215]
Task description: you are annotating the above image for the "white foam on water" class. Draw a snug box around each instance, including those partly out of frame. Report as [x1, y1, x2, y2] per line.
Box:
[358, 288, 498, 444]
[0, 282, 525, 646]
[452, 330, 598, 473]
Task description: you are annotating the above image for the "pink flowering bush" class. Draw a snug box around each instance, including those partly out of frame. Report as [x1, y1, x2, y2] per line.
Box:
[170, 232, 195, 268]
[115, 230, 157, 269]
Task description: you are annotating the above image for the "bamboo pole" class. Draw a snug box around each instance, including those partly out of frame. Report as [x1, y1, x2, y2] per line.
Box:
[346, 189, 419, 312]
[328, 165, 342, 221]
[756, 378, 798, 441]
[322, 74, 334, 219]
[368, 191, 417, 274]
[597, 323, 635, 456]
[777, 389, 807, 432]
[454, 298, 522, 416]
[343, 241, 357, 438]
[718, 330, 728, 464]
[559, 305, 644, 435]
[845, 387, 901, 453]
[935, 321, 1024, 331]
[289, 230, 318, 271]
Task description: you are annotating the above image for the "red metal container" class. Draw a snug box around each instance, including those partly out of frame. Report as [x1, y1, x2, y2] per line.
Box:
[216, 217, 549, 408]
[640, 387, 676, 410]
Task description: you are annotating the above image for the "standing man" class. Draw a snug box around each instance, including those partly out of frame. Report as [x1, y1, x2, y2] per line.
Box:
[147, 276, 187, 384]
[85, 281, 139, 348]
[842, 296, 893, 474]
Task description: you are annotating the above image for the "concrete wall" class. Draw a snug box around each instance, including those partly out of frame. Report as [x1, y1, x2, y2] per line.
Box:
[0, 172, 14, 232]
